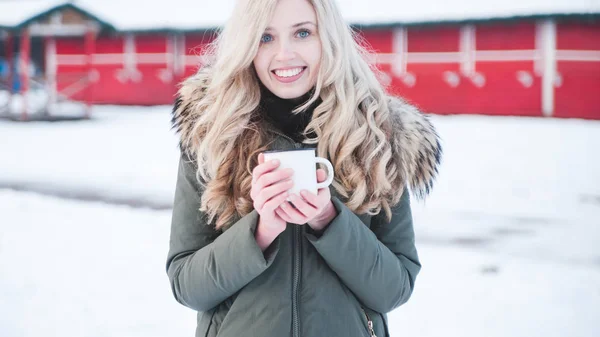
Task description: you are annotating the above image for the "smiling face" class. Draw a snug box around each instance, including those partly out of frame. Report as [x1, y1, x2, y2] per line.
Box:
[253, 0, 322, 99]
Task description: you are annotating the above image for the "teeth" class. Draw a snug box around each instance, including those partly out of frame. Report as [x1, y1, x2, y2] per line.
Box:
[274, 67, 303, 78]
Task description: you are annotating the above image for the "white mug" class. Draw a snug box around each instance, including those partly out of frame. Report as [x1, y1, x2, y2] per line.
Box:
[263, 148, 335, 200]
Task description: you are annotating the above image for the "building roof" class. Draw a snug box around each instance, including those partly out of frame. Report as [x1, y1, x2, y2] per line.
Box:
[1, 0, 599, 32]
[0, 0, 62, 29]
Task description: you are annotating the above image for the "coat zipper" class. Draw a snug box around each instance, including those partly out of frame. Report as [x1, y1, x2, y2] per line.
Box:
[362, 308, 378, 337]
[292, 224, 302, 337]
[270, 130, 304, 337]
[291, 139, 302, 337]
[273, 131, 374, 337]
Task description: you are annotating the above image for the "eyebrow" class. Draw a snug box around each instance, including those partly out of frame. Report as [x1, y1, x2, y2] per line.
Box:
[265, 21, 317, 31]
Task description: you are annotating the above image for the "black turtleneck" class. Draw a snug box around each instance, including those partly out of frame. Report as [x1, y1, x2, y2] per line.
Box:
[259, 84, 320, 143]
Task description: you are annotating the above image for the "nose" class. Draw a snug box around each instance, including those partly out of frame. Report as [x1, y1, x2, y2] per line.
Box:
[274, 39, 295, 62]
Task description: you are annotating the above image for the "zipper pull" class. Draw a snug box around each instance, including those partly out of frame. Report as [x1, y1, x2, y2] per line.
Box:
[367, 320, 377, 337]
[364, 311, 377, 337]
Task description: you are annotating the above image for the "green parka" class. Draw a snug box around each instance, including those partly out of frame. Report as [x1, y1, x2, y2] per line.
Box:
[166, 74, 442, 337]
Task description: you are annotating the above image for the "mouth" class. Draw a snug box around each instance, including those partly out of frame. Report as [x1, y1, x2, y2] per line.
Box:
[271, 66, 307, 83]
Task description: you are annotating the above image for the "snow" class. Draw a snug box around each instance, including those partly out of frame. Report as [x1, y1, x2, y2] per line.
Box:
[0, 90, 7, 107]
[0, 0, 63, 28]
[75, 0, 236, 31]
[0, 89, 88, 118]
[1, 105, 600, 337]
[0, 190, 196, 337]
[0, 105, 180, 205]
[68, 0, 600, 30]
[338, 0, 600, 25]
[390, 245, 600, 337]
[1, 0, 600, 31]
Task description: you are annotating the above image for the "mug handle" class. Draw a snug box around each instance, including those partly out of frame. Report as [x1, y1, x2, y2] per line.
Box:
[315, 157, 335, 189]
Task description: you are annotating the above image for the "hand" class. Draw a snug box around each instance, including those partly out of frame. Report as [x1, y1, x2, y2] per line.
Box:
[275, 169, 337, 231]
[250, 153, 294, 250]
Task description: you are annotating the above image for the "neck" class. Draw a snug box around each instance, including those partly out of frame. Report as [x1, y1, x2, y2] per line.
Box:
[259, 83, 315, 105]
[258, 84, 320, 142]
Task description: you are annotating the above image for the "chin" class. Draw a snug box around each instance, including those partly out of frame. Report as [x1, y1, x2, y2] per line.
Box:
[269, 86, 312, 100]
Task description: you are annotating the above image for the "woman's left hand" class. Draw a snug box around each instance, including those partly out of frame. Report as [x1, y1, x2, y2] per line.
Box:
[275, 169, 337, 231]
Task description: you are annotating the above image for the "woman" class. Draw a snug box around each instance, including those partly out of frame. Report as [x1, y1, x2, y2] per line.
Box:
[166, 0, 442, 336]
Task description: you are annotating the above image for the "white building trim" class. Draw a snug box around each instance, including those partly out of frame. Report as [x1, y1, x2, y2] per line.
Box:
[540, 20, 557, 117]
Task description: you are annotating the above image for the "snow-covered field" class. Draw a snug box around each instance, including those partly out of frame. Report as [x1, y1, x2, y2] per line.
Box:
[0, 90, 89, 118]
[1, 106, 599, 337]
[4, 0, 599, 32]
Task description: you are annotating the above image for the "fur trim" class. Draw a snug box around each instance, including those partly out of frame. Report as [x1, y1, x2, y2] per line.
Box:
[170, 73, 442, 198]
[170, 72, 209, 154]
[387, 96, 443, 199]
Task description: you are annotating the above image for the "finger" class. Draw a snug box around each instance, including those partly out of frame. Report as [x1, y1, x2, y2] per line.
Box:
[262, 190, 290, 212]
[280, 201, 308, 222]
[288, 194, 316, 218]
[316, 168, 327, 183]
[299, 189, 320, 208]
[256, 168, 294, 189]
[261, 178, 294, 201]
[252, 159, 281, 184]
[255, 179, 293, 209]
[316, 186, 331, 198]
[275, 207, 293, 223]
[253, 154, 264, 186]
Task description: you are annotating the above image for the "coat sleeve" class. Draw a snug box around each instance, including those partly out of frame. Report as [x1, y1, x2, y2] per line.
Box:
[166, 152, 280, 312]
[304, 188, 421, 313]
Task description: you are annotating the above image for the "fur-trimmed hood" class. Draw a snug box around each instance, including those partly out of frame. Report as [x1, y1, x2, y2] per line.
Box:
[171, 73, 442, 199]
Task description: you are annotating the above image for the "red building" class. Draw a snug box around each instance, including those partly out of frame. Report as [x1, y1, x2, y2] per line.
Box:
[1, 1, 599, 119]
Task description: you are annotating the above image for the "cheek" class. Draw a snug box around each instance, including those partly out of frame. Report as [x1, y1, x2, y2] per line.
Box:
[307, 42, 322, 77]
[253, 52, 269, 77]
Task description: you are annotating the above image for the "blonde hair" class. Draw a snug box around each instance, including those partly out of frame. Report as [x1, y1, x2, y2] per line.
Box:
[182, 0, 404, 230]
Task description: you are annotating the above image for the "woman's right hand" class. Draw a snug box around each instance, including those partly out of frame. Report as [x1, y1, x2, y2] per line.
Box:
[251, 153, 294, 249]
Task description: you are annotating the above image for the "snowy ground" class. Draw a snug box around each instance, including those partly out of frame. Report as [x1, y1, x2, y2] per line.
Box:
[1, 106, 599, 337]
[0, 89, 89, 118]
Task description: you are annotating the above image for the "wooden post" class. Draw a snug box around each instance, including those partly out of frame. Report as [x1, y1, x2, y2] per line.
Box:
[45, 36, 57, 115]
[179, 34, 186, 80]
[392, 27, 407, 77]
[5, 32, 13, 113]
[540, 19, 556, 117]
[84, 25, 95, 118]
[20, 29, 30, 121]
[5, 33, 12, 90]
[166, 34, 174, 84]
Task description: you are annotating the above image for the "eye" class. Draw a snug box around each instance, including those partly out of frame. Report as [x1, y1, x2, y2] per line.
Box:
[260, 34, 273, 43]
[296, 29, 311, 38]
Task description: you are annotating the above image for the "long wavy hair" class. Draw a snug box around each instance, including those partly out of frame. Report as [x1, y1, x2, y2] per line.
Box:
[182, 0, 403, 230]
